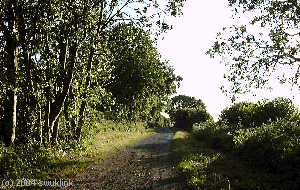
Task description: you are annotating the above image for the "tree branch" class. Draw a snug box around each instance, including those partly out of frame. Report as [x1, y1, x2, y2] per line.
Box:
[288, 55, 300, 62]
[103, 0, 133, 30]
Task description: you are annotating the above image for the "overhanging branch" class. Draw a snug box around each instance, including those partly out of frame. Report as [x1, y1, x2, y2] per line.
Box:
[288, 55, 300, 62]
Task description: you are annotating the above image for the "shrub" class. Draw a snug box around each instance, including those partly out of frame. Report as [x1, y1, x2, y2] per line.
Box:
[233, 118, 300, 172]
[219, 97, 298, 128]
[147, 114, 173, 128]
[192, 122, 235, 152]
[172, 108, 212, 130]
[219, 101, 258, 127]
[191, 101, 300, 188]
[0, 140, 53, 178]
[192, 121, 215, 141]
[256, 97, 297, 124]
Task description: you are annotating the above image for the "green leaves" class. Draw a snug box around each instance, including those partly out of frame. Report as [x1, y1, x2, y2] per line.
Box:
[0, 0, 186, 147]
[103, 23, 181, 121]
[169, 95, 207, 112]
[219, 97, 298, 127]
[168, 95, 212, 130]
[207, 0, 300, 100]
[171, 108, 212, 130]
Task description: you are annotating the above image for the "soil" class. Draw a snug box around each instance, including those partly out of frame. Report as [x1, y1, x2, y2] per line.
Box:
[62, 127, 190, 190]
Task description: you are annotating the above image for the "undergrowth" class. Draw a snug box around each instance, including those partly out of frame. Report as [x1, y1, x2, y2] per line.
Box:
[172, 97, 300, 189]
[172, 119, 300, 189]
[172, 131, 295, 189]
[0, 120, 156, 183]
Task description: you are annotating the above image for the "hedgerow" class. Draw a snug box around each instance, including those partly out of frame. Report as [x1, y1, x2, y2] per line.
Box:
[219, 97, 297, 127]
[192, 97, 300, 188]
[233, 119, 300, 169]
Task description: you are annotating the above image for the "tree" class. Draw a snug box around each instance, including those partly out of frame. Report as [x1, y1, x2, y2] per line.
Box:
[168, 95, 211, 130]
[0, 0, 187, 146]
[104, 23, 182, 121]
[168, 95, 206, 113]
[0, 0, 35, 146]
[171, 108, 212, 130]
[207, 0, 300, 101]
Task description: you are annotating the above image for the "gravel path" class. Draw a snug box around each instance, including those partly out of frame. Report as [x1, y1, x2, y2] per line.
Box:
[63, 127, 189, 190]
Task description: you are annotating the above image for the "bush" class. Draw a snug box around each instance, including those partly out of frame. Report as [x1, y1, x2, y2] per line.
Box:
[0, 141, 53, 178]
[192, 121, 215, 141]
[233, 118, 300, 172]
[171, 108, 213, 130]
[147, 114, 173, 128]
[193, 117, 300, 170]
[257, 97, 297, 124]
[219, 97, 298, 128]
[192, 122, 235, 152]
[191, 99, 300, 188]
[219, 101, 258, 127]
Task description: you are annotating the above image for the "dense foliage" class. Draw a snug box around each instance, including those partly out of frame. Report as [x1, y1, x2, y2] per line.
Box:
[219, 97, 298, 127]
[169, 95, 212, 130]
[192, 97, 300, 188]
[169, 95, 206, 112]
[0, 0, 185, 146]
[0, 0, 186, 179]
[171, 108, 212, 130]
[104, 23, 181, 121]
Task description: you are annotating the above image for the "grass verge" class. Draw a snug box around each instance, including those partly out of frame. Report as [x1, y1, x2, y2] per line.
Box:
[171, 130, 285, 189]
[48, 121, 157, 179]
[0, 120, 157, 187]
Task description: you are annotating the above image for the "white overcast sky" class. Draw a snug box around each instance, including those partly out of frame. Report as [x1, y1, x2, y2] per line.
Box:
[156, 0, 300, 120]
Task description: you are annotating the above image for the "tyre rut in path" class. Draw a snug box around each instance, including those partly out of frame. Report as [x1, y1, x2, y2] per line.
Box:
[63, 127, 189, 190]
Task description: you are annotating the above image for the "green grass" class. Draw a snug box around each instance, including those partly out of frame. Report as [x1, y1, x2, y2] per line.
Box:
[47, 120, 157, 179]
[0, 120, 157, 183]
[171, 131, 286, 189]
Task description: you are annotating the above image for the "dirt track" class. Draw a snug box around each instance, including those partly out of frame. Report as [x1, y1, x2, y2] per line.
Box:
[63, 127, 189, 189]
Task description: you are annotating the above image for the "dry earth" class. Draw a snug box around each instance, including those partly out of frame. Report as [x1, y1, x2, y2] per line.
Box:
[63, 127, 190, 190]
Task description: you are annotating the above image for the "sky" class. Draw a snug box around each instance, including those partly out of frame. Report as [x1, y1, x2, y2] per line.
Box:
[156, 0, 300, 121]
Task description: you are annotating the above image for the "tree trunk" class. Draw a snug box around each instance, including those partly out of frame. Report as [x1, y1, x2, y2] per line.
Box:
[76, 100, 86, 140]
[64, 100, 70, 122]
[51, 115, 60, 146]
[75, 2, 106, 140]
[2, 91, 17, 146]
[44, 71, 51, 145]
[36, 106, 42, 144]
[48, 44, 77, 140]
[67, 85, 77, 135]
[1, 1, 19, 146]
[75, 48, 94, 140]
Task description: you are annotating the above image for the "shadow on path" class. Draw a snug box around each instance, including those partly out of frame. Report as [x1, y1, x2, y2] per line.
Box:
[63, 127, 190, 190]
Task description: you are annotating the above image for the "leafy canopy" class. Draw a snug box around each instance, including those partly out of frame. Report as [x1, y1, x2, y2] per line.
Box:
[0, 0, 187, 145]
[168, 95, 212, 130]
[169, 95, 206, 113]
[104, 23, 182, 120]
[207, 0, 300, 101]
